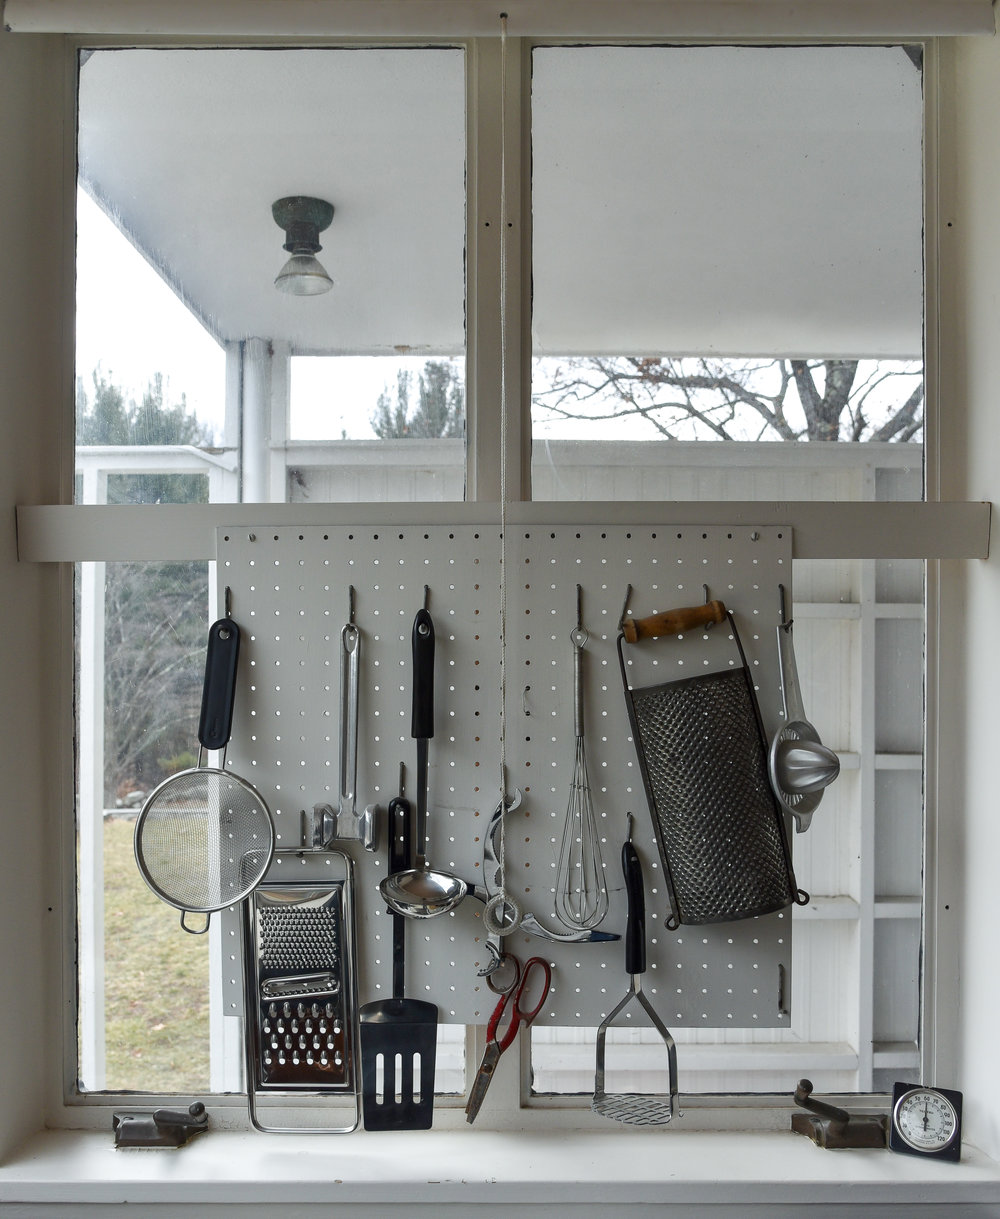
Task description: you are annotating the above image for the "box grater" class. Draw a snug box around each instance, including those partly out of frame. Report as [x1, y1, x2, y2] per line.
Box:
[242, 853, 359, 1133]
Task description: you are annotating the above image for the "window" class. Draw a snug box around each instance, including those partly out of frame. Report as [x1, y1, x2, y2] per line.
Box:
[73, 37, 927, 1125]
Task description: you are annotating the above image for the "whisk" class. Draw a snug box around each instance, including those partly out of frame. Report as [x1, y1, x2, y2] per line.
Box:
[554, 593, 609, 929]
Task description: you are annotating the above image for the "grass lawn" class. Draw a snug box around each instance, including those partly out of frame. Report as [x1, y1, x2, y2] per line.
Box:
[102, 816, 211, 1091]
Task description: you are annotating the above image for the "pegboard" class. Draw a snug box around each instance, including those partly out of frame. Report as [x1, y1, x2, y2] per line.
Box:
[217, 519, 796, 1028]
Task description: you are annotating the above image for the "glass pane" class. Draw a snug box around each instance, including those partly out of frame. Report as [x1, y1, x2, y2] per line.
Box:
[77, 46, 467, 507]
[530, 45, 924, 498]
[529, 45, 925, 1102]
[77, 560, 212, 1092]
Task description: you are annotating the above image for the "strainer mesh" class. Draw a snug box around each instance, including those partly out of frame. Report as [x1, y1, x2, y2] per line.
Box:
[135, 769, 273, 910]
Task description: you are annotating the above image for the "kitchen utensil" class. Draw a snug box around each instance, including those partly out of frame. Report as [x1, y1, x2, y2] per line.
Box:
[380, 606, 468, 917]
[465, 954, 552, 1124]
[618, 600, 806, 928]
[360, 775, 438, 1131]
[554, 593, 609, 930]
[242, 853, 360, 1134]
[768, 590, 841, 833]
[134, 615, 274, 934]
[593, 814, 678, 1126]
[382, 783, 619, 944]
[307, 597, 378, 851]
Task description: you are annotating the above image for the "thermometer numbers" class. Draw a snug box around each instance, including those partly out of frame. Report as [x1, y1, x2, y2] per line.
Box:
[892, 1092, 956, 1145]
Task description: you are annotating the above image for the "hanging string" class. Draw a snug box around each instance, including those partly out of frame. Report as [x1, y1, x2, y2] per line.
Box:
[496, 10, 512, 923]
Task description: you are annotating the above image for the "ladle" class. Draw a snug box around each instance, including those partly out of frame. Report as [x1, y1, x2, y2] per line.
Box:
[768, 591, 840, 833]
[380, 604, 471, 918]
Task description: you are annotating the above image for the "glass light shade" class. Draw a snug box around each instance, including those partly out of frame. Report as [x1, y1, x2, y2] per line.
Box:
[274, 253, 334, 296]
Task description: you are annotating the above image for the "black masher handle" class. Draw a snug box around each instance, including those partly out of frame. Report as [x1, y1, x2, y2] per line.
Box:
[198, 618, 241, 752]
[411, 608, 435, 741]
[622, 831, 646, 977]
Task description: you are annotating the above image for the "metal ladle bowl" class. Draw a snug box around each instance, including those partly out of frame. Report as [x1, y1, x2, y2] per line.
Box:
[379, 865, 471, 919]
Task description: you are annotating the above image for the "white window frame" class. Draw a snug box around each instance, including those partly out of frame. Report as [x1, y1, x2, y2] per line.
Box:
[5, 14, 1000, 1213]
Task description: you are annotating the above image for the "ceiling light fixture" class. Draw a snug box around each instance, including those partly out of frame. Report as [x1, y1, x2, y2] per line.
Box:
[272, 196, 335, 296]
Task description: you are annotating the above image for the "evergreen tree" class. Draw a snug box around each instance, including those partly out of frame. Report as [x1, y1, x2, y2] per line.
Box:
[370, 360, 465, 439]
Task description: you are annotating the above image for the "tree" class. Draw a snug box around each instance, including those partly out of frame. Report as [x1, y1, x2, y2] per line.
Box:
[532, 356, 923, 443]
[77, 368, 211, 802]
[371, 359, 465, 439]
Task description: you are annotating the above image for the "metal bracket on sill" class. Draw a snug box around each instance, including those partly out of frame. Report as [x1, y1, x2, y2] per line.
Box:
[790, 1079, 887, 1150]
[112, 1101, 209, 1148]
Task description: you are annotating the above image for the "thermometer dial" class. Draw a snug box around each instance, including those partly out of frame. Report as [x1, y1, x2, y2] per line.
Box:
[889, 1083, 962, 1161]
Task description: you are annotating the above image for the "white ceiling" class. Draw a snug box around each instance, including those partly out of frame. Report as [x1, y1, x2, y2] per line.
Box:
[78, 44, 923, 361]
[78, 47, 468, 356]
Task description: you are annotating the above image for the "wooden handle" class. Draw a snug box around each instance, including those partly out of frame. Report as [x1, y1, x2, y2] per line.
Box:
[622, 599, 727, 643]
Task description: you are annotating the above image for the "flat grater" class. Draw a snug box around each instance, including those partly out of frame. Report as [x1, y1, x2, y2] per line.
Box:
[618, 602, 807, 928]
[242, 852, 359, 1133]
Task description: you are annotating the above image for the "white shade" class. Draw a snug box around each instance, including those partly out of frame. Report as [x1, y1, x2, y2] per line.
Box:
[4, 0, 995, 36]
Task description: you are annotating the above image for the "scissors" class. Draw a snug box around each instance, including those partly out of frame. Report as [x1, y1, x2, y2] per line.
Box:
[465, 955, 552, 1124]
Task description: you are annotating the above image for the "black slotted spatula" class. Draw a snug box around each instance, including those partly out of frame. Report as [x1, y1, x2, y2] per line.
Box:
[360, 770, 438, 1130]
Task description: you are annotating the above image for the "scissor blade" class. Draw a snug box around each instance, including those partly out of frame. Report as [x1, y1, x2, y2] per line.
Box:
[465, 1043, 503, 1124]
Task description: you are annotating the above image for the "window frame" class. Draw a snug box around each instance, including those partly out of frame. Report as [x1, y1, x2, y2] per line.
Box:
[38, 29, 969, 1135]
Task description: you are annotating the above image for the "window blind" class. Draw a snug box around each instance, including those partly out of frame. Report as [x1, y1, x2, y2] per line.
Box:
[3, 0, 995, 37]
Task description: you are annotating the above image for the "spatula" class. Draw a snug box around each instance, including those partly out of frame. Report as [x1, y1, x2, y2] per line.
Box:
[359, 774, 438, 1130]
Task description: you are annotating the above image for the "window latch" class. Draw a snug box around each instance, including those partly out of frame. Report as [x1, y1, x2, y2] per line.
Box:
[113, 1101, 208, 1149]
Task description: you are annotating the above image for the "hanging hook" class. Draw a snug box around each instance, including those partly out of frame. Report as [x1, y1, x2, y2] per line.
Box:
[618, 583, 634, 632]
[348, 584, 356, 625]
[521, 685, 531, 716]
[571, 583, 589, 649]
[778, 583, 792, 629]
[423, 584, 430, 612]
[224, 586, 233, 619]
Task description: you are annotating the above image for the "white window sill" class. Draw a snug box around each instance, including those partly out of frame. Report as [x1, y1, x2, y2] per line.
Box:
[1, 1128, 999, 1210]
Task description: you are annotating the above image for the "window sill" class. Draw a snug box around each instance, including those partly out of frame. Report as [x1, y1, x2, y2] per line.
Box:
[1, 1128, 999, 1211]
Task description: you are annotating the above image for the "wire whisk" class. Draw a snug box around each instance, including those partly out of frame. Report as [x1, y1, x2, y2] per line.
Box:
[554, 592, 609, 930]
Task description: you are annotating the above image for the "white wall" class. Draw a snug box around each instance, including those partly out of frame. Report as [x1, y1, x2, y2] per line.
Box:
[938, 34, 1000, 1163]
[0, 27, 69, 1158]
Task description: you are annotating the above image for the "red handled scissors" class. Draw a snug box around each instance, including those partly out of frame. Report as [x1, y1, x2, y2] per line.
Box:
[465, 955, 552, 1124]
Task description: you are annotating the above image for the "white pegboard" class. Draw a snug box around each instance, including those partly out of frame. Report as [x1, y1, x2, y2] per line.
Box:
[217, 520, 796, 1027]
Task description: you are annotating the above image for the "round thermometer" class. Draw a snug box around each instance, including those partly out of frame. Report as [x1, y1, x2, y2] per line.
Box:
[889, 1082, 963, 1161]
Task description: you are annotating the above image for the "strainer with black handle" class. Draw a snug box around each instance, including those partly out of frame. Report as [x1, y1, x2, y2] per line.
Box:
[134, 614, 275, 934]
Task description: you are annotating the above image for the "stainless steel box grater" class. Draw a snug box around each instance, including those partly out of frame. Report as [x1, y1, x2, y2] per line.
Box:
[242, 853, 359, 1133]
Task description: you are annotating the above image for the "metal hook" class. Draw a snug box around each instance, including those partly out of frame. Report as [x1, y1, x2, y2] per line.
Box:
[778, 583, 792, 629]
[618, 583, 634, 632]
[423, 584, 430, 611]
[224, 586, 233, 619]
[521, 685, 531, 716]
[571, 583, 589, 649]
[348, 584, 356, 625]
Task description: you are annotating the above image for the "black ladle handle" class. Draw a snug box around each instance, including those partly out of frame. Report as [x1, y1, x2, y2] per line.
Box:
[198, 618, 241, 752]
[411, 608, 435, 741]
[622, 821, 646, 977]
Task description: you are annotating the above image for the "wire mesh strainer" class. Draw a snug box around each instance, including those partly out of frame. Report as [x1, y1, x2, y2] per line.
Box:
[134, 616, 274, 933]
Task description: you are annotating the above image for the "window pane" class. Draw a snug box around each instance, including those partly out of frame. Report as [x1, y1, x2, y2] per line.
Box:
[77, 560, 212, 1092]
[529, 45, 925, 1101]
[77, 46, 467, 506]
[530, 45, 924, 496]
